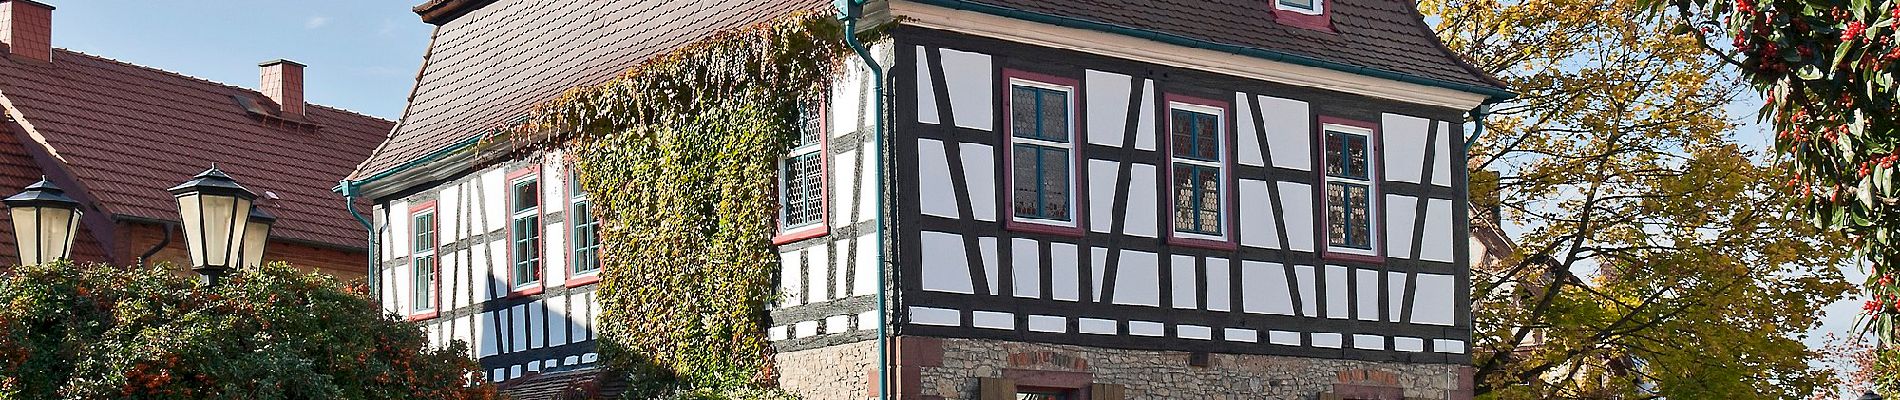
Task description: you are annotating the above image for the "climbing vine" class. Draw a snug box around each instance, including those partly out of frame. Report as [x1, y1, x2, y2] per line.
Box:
[512, 12, 867, 398]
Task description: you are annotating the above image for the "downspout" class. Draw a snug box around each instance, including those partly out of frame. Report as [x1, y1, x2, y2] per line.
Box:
[1464, 102, 1493, 151]
[836, 2, 889, 399]
[339, 180, 378, 300]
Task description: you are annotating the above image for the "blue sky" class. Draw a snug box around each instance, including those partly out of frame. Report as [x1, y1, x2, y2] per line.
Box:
[48, 1, 430, 119]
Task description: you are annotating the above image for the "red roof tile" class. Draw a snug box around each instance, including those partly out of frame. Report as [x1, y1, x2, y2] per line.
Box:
[349, 0, 830, 182]
[0, 49, 394, 250]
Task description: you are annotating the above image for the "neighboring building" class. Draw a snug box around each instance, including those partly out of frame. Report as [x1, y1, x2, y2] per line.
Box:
[348, 0, 1508, 399]
[0, 0, 390, 276]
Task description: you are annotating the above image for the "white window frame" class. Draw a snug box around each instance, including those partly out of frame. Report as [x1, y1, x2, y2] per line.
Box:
[1168, 101, 1229, 242]
[1007, 78, 1080, 228]
[510, 174, 542, 291]
[411, 209, 436, 314]
[569, 172, 600, 278]
[1321, 123, 1380, 256]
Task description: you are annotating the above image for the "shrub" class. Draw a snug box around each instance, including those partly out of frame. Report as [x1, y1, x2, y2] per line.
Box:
[0, 261, 499, 400]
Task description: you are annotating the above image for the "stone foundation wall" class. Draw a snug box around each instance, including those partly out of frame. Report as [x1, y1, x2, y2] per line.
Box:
[776, 339, 877, 400]
[901, 337, 1471, 400]
[777, 336, 1474, 400]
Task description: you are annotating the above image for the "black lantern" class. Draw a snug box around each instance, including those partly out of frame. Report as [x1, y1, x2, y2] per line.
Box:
[4, 176, 81, 265]
[169, 166, 255, 286]
[241, 206, 275, 269]
[1863, 392, 1884, 400]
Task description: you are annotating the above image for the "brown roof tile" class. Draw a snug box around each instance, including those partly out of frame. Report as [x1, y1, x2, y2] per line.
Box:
[0, 48, 394, 250]
[350, 0, 830, 182]
[938, 0, 1502, 90]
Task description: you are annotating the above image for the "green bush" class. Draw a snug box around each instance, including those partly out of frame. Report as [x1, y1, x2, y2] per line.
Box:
[0, 261, 499, 400]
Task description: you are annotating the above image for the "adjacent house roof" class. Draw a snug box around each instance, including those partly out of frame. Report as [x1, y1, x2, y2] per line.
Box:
[348, 0, 830, 183]
[0, 123, 106, 265]
[0, 48, 394, 250]
[913, 0, 1505, 93]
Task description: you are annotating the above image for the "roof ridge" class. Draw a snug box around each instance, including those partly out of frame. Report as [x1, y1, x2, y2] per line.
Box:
[50, 47, 395, 119]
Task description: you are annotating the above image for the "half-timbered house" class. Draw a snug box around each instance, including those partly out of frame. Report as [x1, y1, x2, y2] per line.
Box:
[344, 0, 1508, 398]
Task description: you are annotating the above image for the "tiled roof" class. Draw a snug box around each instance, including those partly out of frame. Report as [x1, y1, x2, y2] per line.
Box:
[494, 368, 626, 400]
[352, 0, 1502, 182]
[349, 0, 831, 182]
[0, 48, 394, 249]
[929, 0, 1503, 90]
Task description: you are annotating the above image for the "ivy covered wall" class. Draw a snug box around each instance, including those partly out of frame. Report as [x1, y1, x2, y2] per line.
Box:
[513, 13, 867, 397]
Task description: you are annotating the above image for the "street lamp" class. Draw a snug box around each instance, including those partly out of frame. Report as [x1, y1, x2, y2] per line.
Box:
[241, 206, 274, 269]
[1863, 391, 1884, 400]
[4, 176, 80, 265]
[169, 166, 255, 286]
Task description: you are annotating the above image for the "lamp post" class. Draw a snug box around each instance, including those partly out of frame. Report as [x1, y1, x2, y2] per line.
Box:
[169, 166, 255, 287]
[241, 206, 274, 269]
[4, 176, 81, 265]
[1863, 391, 1884, 400]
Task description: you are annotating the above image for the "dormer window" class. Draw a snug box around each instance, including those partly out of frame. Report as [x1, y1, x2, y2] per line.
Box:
[1272, 0, 1331, 31]
[1276, 0, 1322, 15]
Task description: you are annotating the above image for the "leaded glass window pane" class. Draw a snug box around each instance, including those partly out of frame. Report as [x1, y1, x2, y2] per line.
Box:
[1014, 145, 1039, 217]
[1040, 147, 1070, 221]
[781, 152, 823, 228]
[1012, 86, 1039, 139]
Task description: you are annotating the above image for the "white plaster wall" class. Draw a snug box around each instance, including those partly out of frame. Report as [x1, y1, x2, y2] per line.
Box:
[1085, 69, 1132, 147]
[939, 48, 993, 131]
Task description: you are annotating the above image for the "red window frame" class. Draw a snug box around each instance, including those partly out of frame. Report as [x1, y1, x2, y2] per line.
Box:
[1315, 116, 1386, 263]
[507, 166, 545, 297]
[1162, 93, 1239, 250]
[565, 167, 602, 287]
[1270, 0, 1334, 31]
[1001, 69, 1087, 237]
[773, 100, 831, 245]
[407, 200, 440, 321]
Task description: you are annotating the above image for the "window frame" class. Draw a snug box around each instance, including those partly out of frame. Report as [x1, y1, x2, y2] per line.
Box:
[407, 200, 439, 321]
[1162, 94, 1237, 250]
[1271, 0, 1333, 31]
[1001, 69, 1086, 236]
[506, 166, 545, 297]
[565, 168, 602, 287]
[773, 100, 830, 245]
[1316, 116, 1385, 263]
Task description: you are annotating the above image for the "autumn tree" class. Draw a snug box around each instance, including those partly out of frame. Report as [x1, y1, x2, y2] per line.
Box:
[0, 261, 499, 400]
[1423, 0, 1855, 397]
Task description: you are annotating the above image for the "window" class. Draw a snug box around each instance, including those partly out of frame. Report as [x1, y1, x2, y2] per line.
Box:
[569, 171, 601, 281]
[1017, 390, 1073, 400]
[1005, 73, 1080, 233]
[1271, 0, 1330, 31]
[1277, 0, 1321, 14]
[410, 203, 438, 320]
[509, 169, 542, 295]
[777, 103, 826, 242]
[1321, 120, 1380, 259]
[1167, 98, 1229, 245]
